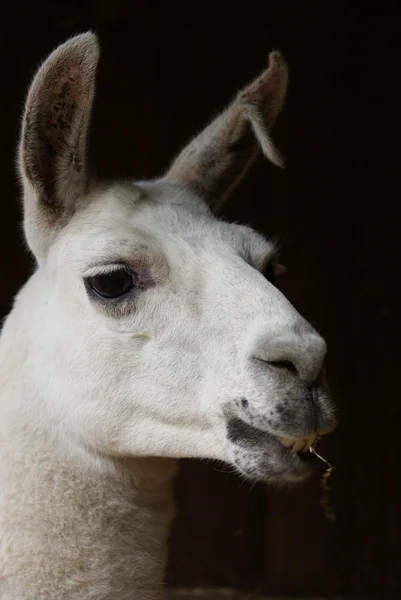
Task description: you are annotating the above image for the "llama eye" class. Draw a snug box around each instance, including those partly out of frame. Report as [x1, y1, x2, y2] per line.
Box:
[262, 264, 276, 284]
[87, 268, 135, 299]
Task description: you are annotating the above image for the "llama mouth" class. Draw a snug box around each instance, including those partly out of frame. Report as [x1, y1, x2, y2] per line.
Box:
[266, 431, 318, 468]
[227, 418, 318, 481]
[278, 438, 315, 468]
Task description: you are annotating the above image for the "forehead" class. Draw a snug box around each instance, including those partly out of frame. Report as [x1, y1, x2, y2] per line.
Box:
[57, 181, 276, 270]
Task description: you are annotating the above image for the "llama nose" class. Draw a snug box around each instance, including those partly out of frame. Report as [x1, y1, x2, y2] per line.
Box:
[252, 330, 327, 384]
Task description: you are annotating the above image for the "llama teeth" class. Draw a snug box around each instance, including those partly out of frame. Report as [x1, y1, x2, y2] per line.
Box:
[307, 433, 319, 449]
[300, 440, 310, 453]
[279, 436, 309, 453]
[279, 435, 319, 454]
[292, 439, 306, 453]
[278, 436, 295, 449]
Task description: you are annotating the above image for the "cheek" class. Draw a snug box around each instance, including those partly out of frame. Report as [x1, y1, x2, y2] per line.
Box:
[132, 342, 205, 393]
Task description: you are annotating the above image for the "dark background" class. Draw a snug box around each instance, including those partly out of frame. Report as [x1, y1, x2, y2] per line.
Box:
[1, 2, 399, 597]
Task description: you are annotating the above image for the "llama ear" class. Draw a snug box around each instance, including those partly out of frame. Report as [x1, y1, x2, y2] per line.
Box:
[166, 51, 288, 210]
[19, 32, 99, 257]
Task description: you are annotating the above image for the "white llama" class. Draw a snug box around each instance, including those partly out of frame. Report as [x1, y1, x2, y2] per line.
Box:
[0, 32, 336, 599]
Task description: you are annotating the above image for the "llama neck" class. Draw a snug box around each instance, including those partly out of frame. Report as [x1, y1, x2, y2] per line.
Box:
[1, 431, 178, 599]
[0, 392, 178, 600]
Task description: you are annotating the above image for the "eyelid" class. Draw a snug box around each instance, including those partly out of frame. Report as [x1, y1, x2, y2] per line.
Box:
[84, 263, 131, 278]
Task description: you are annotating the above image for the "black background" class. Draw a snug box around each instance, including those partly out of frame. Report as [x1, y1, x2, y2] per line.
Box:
[1, 2, 399, 597]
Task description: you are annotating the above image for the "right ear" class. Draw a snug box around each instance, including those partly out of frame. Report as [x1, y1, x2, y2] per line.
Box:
[18, 32, 100, 260]
[165, 51, 288, 212]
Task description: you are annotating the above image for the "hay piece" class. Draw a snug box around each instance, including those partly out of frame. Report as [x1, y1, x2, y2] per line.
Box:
[309, 444, 336, 522]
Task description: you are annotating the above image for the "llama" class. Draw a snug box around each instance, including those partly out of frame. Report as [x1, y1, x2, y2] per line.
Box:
[0, 32, 337, 599]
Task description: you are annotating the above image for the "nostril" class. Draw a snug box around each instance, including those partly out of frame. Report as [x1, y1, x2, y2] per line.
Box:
[269, 360, 298, 375]
[252, 356, 298, 376]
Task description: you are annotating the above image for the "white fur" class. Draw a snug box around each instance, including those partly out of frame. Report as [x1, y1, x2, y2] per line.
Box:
[0, 33, 336, 599]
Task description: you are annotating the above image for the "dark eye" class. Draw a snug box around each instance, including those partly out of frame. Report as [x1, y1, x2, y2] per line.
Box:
[262, 264, 276, 284]
[87, 267, 135, 299]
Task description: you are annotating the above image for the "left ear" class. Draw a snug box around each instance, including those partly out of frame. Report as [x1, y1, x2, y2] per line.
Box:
[18, 32, 100, 259]
[165, 51, 288, 210]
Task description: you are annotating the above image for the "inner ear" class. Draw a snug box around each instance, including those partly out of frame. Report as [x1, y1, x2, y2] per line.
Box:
[19, 32, 99, 219]
[22, 68, 88, 208]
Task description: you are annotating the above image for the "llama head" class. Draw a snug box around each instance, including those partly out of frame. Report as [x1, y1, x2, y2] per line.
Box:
[18, 33, 336, 484]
